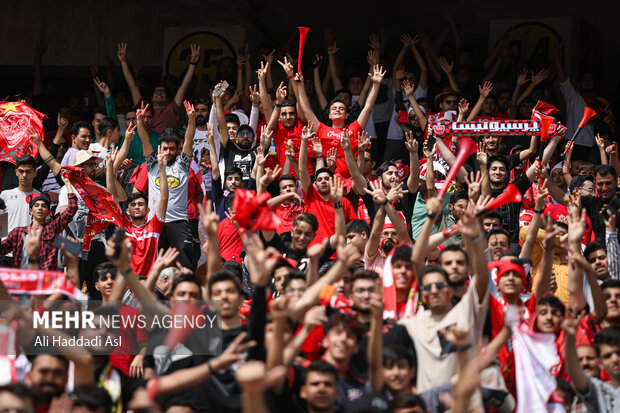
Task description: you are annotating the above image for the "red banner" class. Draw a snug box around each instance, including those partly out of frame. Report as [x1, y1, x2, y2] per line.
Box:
[0, 101, 44, 163]
[429, 119, 565, 139]
[61, 167, 124, 251]
[232, 188, 280, 231]
[0, 267, 82, 298]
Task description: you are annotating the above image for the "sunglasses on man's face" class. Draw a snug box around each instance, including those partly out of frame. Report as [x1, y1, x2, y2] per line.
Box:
[237, 131, 254, 138]
[97, 268, 117, 280]
[420, 281, 448, 292]
[443, 99, 458, 105]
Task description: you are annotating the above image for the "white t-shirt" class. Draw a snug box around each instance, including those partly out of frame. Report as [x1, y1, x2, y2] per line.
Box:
[0, 188, 40, 240]
[146, 152, 191, 223]
[88, 142, 109, 165]
[386, 85, 427, 140]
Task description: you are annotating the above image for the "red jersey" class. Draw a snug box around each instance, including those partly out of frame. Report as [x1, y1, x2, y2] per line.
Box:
[109, 304, 148, 375]
[303, 184, 357, 246]
[273, 120, 314, 176]
[122, 213, 165, 277]
[315, 121, 361, 178]
[218, 217, 243, 263]
[275, 202, 305, 234]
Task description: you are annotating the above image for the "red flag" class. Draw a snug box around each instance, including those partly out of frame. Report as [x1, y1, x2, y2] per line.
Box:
[532, 101, 559, 116]
[232, 188, 280, 231]
[0, 101, 44, 163]
[0, 267, 82, 298]
[61, 166, 125, 251]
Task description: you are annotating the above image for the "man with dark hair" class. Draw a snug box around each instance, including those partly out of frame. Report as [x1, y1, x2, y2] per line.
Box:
[0, 156, 41, 240]
[482, 211, 502, 232]
[439, 245, 470, 302]
[135, 101, 196, 270]
[584, 241, 611, 282]
[488, 228, 511, 261]
[300, 360, 339, 413]
[121, 104, 160, 169]
[271, 173, 305, 234]
[345, 219, 371, 255]
[569, 175, 596, 197]
[61, 120, 94, 166]
[70, 384, 114, 413]
[25, 354, 69, 410]
[0, 384, 37, 413]
[391, 392, 427, 413]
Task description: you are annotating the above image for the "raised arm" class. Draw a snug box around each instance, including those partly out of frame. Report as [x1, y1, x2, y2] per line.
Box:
[405, 132, 420, 194]
[357, 65, 386, 130]
[213, 82, 230, 148]
[567, 194, 588, 312]
[199, 201, 222, 282]
[174, 44, 200, 107]
[563, 141, 575, 187]
[340, 130, 367, 196]
[364, 193, 386, 260]
[117, 42, 142, 105]
[410, 41, 428, 90]
[328, 176, 346, 250]
[136, 102, 154, 158]
[327, 42, 343, 91]
[466, 82, 493, 121]
[29, 128, 60, 176]
[206, 123, 221, 182]
[256, 62, 273, 119]
[385, 186, 411, 244]
[412, 197, 442, 275]
[563, 312, 589, 393]
[292, 69, 320, 131]
[182, 101, 196, 158]
[435, 134, 469, 183]
[298, 124, 314, 192]
[553, 42, 568, 84]
[156, 147, 169, 220]
[402, 79, 427, 130]
[105, 148, 128, 203]
[368, 282, 384, 394]
[313, 55, 329, 110]
[459, 210, 489, 301]
[438, 57, 461, 93]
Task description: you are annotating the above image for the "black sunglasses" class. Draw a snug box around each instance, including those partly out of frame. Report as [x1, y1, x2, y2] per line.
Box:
[97, 267, 117, 280]
[420, 282, 448, 292]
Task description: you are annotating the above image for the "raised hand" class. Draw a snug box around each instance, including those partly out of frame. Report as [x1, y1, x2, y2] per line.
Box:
[364, 179, 387, 205]
[531, 68, 551, 85]
[28, 127, 42, 146]
[338, 130, 351, 151]
[366, 49, 379, 66]
[93, 77, 111, 97]
[275, 81, 287, 104]
[368, 34, 380, 50]
[263, 165, 282, 185]
[243, 231, 282, 287]
[326, 148, 337, 169]
[260, 125, 273, 148]
[439, 325, 470, 348]
[157, 145, 166, 169]
[422, 138, 435, 160]
[301, 124, 315, 142]
[458, 210, 482, 239]
[199, 201, 220, 236]
[327, 41, 339, 55]
[477, 142, 487, 167]
[249, 84, 260, 107]
[190, 44, 200, 64]
[310, 135, 324, 156]
[256, 61, 268, 81]
[262, 49, 275, 65]
[370, 65, 386, 84]
[303, 306, 328, 329]
[23, 227, 42, 260]
[313, 54, 323, 69]
[404, 131, 418, 153]
[402, 79, 415, 96]
[438, 57, 454, 75]
[387, 181, 406, 203]
[117, 42, 127, 62]
[400, 33, 416, 48]
[307, 238, 328, 262]
[277, 56, 294, 77]
[561, 308, 584, 337]
[205, 123, 215, 145]
[458, 99, 470, 115]
[255, 146, 266, 167]
[183, 100, 196, 122]
[394, 66, 406, 82]
[336, 236, 362, 267]
[595, 134, 606, 151]
[136, 101, 149, 123]
[516, 68, 528, 86]
[285, 139, 296, 160]
[329, 175, 344, 202]
[57, 113, 69, 130]
[465, 171, 482, 200]
[479, 81, 493, 98]
[358, 132, 371, 152]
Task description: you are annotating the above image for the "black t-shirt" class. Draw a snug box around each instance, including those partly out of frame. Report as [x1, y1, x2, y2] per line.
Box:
[490, 173, 533, 243]
[261, 232, 336, 272]
[223, 144, 255, 182]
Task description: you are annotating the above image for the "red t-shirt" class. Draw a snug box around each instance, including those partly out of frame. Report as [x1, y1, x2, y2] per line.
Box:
[122, 213, 165, 277]
[275, 203, 305, 234]
[218, 217, 243, 263]
[109, 304, 148, 375]
[273, 120, 313, 176]
[152, 101, 179, 134]
[315, 121, 361, 178]
[303, 184, 357, 246]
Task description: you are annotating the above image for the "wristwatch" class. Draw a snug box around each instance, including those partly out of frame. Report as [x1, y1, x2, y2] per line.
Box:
[333, 201, 343, 209]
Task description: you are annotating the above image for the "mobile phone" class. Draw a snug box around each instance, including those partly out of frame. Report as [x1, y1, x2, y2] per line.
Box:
[426, 134, 436, 149]
[113, 228, 126, 259]
[214, 81, 229, 97]
[53, 236, 82, 257]
[398, 111, 410, 124]
[605, 196, 620, 217]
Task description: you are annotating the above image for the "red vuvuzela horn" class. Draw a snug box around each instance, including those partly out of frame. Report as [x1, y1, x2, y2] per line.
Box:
[563, 107, 596, 157]
[538, 113, 554, 144]
[297, 27, 310, 74]
[437, 137, 477, 199]
[475, 183, 522, 217]
[319, 284, 335, 307]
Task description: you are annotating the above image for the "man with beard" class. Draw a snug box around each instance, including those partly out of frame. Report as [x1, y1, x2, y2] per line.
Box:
[137, 101, 196, 270]
[347, 270, 414, 380]
[25, 354, 69, 410]
[476, 133, 536, 174]
[438, 245, 470, 304]
[190, 98, 219, 192]
[300, 361, 340, 413]
[363, 182, 410, 274]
